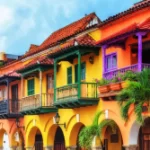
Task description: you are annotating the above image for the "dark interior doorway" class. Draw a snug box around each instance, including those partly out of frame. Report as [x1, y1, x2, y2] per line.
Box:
[139, 117, 150, 150]
[35, 134, 43, 150]
[54, 127, 65, 150]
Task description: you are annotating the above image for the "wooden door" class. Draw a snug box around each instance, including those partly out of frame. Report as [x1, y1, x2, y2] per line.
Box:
[142, 134, 150, 150]
[11, 84, 18, 113]
[35, 134, 43, 150]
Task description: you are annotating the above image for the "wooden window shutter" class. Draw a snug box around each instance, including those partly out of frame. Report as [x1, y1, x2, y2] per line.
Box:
[27, 79, 35, 96]
[75, 64, 78, 83]
[67, 67, 72, 84]
[81, 62, 86, 80]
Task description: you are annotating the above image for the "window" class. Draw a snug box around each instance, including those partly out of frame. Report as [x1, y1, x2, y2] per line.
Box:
[67, 67, 72, 84]
[106, 53, 117, 71]
[47, 74, 54, 89]
[27, 79, 34, 96]
[74, 62, 86, 82]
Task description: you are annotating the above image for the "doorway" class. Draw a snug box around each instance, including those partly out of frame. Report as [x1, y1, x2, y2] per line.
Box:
[139, 118, 150, 150]
[35, 134, 43, 150]
[54, 127, 65, 150]
[11, 84, 18, 113]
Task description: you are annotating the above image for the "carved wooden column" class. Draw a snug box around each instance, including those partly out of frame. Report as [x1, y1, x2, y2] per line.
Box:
[136, 32, 146, 72]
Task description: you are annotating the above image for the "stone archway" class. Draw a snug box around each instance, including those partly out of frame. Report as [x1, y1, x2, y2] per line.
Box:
[54, 127, 65, 150]
[69, 122, 85, 150]
[26, 126, 43, 150]
[103, 120, 123, 150]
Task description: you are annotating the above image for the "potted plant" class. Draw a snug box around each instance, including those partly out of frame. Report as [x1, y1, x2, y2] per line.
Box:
[109, 76, 122, 91]
[95, 78, 110, 93]
[120, 71, 138, 89]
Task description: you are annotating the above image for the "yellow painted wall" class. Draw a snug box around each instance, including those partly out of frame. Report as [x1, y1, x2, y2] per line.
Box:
[89, 29, 101, 41]
[24, 69, 53, 97]
[56, 50, 102, 88]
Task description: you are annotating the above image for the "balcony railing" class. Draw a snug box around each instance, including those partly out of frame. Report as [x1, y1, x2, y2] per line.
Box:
[19, 93, 54, 112]
[0, 99, 19, 115]
[103, 63, 150, 79]
[56, 82, 98, 101]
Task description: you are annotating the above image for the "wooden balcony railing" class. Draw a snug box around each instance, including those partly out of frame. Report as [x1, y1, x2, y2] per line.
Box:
[19, 93, 54, 112]
[56, 82, 97, 101]
[103, 63, 150, 79]
[0, 99, 19, 115]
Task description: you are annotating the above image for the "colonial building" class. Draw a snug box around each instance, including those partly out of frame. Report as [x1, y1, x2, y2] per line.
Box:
[0, 0, 149, 150]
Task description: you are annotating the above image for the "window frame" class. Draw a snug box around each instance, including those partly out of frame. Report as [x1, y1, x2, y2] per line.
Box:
[67, 66, 72, 84]
[105, 53, 117, 72]
[81, 62, 86, 80]
[27, 78, 35, 96]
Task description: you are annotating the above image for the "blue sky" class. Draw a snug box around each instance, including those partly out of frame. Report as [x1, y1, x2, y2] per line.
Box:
[0, 0, 140, 55]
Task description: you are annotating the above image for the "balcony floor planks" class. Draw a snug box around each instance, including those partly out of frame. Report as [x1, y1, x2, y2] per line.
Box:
[54, 98, 99, 108]
[20, 107, 57, 115]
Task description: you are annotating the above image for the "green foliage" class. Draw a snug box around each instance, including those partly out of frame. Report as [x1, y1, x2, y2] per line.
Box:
[79, 111, 116, 149]
[121, 70, 139, 81]
[117, 69, 150, 124]
[95, 78, 110, 86]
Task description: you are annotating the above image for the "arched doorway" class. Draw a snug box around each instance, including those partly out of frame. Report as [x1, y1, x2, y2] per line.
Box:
[34, 129, 43, 150]
[139, 117, 150, 150]
[104, 123, 123, 150]
[76, 125, 84, 150]
[54, 127, 65, 150]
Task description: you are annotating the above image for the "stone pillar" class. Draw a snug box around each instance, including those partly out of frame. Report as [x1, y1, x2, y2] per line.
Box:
[9, 146, 17, 150]
[136, 32, 146, 72]
[25, 147, 34, 150]
[69, 146, 77, 150]
[124, 145, 138, 150]
[92, 146, 103, 150]
[44, 146, 53, 150]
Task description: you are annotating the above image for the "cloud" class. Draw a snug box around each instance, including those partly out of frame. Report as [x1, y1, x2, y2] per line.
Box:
[0, 5, 14, 33]
[17, 17, 36, 36]
[0, 0, 141, 55]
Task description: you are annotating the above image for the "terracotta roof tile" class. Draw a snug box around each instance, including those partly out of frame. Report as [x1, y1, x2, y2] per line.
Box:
[99, 0, 150, 28]
[0, 71, 20, 78]
[49, 34, 97, 55]
[18, 55, 53, 72]
[22, 13, 100, 58]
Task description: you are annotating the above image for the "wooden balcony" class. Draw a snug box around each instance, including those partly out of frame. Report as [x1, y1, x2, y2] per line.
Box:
[103, 63, 150, 79]
[0, 99, 21, 119]
[19, 93, 57, 115]
[54, 82, 99, 108]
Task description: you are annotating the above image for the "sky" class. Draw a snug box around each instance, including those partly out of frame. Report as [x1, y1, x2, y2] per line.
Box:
[0, 0, 141, 55]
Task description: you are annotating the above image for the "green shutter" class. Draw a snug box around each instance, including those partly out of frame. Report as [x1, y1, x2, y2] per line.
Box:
[27, 79, 34, 96]
[81, 62, 86, 80]
[67, 67, 72, 84]
[75, 64, 78, 83]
